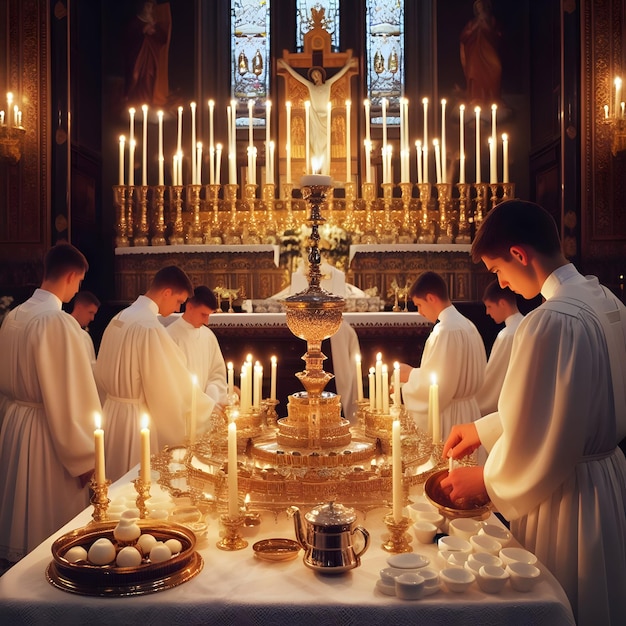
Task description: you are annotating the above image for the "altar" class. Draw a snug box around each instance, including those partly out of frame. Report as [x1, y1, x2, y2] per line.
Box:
[0, 467, 575, 626]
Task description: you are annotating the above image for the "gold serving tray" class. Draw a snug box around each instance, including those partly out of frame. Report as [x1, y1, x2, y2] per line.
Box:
[46, 520, 203, 596]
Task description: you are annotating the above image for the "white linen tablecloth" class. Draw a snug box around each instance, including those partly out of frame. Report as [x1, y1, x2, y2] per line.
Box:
[0, 466, 575, 626]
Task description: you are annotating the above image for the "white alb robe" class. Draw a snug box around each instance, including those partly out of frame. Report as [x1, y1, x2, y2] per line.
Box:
[329, 320, 361, 423]
[166, 316, 228, 405]
[0, 289, 101, 560]
[95, 296, 216, 482]
[402, 305, 486, 439]
[476, 311, 524, 415]
[476, 264, 626, 625]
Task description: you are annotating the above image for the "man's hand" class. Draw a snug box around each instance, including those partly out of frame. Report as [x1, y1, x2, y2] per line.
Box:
[439, 466, 487, 504]
[442, 422, 481, 460]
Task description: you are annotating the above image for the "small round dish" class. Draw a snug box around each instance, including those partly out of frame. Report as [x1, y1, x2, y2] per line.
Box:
[375, 578, 397, 596]
[252, 538, 301, 562]
[386, 552, 429, 569]
[499, 547, 538, 566]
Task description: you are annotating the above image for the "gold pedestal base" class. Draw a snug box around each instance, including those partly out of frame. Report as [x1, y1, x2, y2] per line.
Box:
[217, 514, 248, 551]
[381, 513, 413, 553]
[89, 478, 111, 523]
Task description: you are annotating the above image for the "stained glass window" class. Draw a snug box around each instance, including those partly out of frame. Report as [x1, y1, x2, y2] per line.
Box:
[365, 0, 404, 124]
[296, 1, 340, 51]
[231, 0, 271, 126]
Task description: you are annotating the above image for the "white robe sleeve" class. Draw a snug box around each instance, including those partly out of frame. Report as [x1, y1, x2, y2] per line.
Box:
[476, 332, 513, 415]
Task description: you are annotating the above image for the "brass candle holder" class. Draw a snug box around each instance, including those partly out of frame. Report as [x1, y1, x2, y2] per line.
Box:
[398, 181, 416, 242]
[224, 183, 242, 244]
[113, 185, 129, 247]
[382, 513, 413, 553]
[187, 184, 203, 244]
[216, 513, 248, 551]
[282, 182, 296, 232]
[360, 181, 377, 243]
[489, 183, 501, 211]
[417, 182, 433, 243]
[126, 185, 136, 245]
[152, 185, 167, 246]
[133, 477, 152, 519]
[474, 182, 489, 227]
[435, 182, 453, 244]
[134, 185, 150, 246]
[89, 478, 111, 523]
[261, 183, 277, 241]
[344, 181, 356, 231]
[456, 183, 472, 244]
[501, 182, 515, 202]
[169, 185, 185, 244]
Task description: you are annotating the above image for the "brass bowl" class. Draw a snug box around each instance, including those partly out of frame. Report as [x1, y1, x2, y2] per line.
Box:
[252, 538, 301, 562]
[424, 469, 491, 520]
[46, 520, 203, 596]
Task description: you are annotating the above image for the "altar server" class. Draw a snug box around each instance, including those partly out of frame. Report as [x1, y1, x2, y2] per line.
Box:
[96, 266, 216, 481]
[400, 271, 486, 439]
[0, 243, 101, 561]
[442, 200, 626, 625]
[69, 290, 101, 367]
[166, 286, 228, 405]
[475, 281, 523, 416]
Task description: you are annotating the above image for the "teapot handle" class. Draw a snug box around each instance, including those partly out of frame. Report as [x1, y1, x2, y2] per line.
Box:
[351, 525, 370, 558]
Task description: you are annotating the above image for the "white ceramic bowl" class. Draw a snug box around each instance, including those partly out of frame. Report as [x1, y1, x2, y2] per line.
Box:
[379, 567, 406, 585]
[418, 567, 439, 589]
[499, 547, 538, 567]
[479, 523, 512, 546]
[476, 564, 509, 593]
[395, 572, 425, 600]
[440, 567, 475, 593]
[470, 533, 502, 555]
[413, 521, 438, 544]
[416, 510, 444, 527]
[506, 561, 541, 592]
[448, 518, 482, 541]
[387, 552, 430, 569]
[464, 551, 503, 575]
[437, 535, 472, 554]
[407, 501, 438, 522]
[375, 578, 397, 596]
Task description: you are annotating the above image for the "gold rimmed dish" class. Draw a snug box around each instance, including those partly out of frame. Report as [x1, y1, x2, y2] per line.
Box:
[424, 469, 491, 520]
[252, 538, 301, 562]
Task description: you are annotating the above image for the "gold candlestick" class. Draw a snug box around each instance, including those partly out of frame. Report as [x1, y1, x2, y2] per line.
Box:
[126, 185, 136, 245]
[152, 185, 167, 246]
[456, 183, 472, 244]
[382, 513, 413, 553]
[169, 185, 185, 244]
[133, 477, 151, 519]
[223, 183, 241, 244]
[134, 185, 150, 246]
[282, 182, 296, 232]
[398, 182, 415, 243]
[435, 182, 453, 244]
[361, 181, 377, 243]
[217, 513, 248, 551]
[262, 183, 277, 241]
[417, 182, 434, 243]
[242, 183, 260, 244]
[502, 182, 515, 201]
[187, 184, 203, 244]
[89, 478, 111, 523]
[113, 185, 129, 247]
[489, 183, 501, 211]
[344, 181, 356, 231]
[474, 182, 489, 228]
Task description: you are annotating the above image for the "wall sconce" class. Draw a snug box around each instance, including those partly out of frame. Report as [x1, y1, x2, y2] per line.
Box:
[0, 92, 25, 164]
[603, 77, 626, 156]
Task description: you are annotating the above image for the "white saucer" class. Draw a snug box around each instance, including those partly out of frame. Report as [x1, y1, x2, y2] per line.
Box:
[386, 553, 429, 569]
[375, 578, 397, 596]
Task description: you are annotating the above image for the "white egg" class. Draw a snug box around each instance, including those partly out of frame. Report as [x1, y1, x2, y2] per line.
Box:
[64, 545, 88, 563]
[136, 533, 158, 555]
[116, 546, 143, 568]
[164, 538, 183, 555]
[149, 543, 172, 563]
[87, 537, 116, 565]
[113, 518, 141, 543]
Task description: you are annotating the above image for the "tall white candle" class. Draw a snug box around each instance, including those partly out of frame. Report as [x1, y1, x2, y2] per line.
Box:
[502, 133, 509, 183]
[326, 101, 332, 175]
[422, 98, 429, 183]
[375, 352, 383, 412]
[267, 140, 275, 185]
[441, 99, 447, 183]
[140, 413, 151, 483]
[129, 139, 136, 187]
[305, 100, 311, 174]
[392, 418, 403, 523]
[382, 364, 389, 414]
[430, 373, 440, 444]
[177, 149, 183, 186]
[157, 110, 164, 185]
[177, 106, 183, 154]
[416, 140, 422, 184]
[240, 368, 248, 412]
[365, 139, 372, 184]
[0, 110, 5, 125]
[208, 99, 215, 150]
[172, 154, 178, 186]
[489, 137, 497, 183]
[129, 107, 135, 149]
[228, 415, 239, 517]
[227, 105, 236, 185]
[270, 355, 277, 402]
[615, 77, 623, 118]
[216, 143, 223, 186]
[382, 97, 388, 153]
[491, 103, 497, 144]
[369, 367, 376, 411]
[393, 361, 401, 405]
[246, 355, 253, 411]
[94, 413, 106, 485]
[265, 99, 271, 150]
[434, 139, 442, 184]
[209, 146, 215, 185]
[141, 104, 148, 186]
[253, 362, 262, 408]
[364, 99, 371, 143]
[247, 146, 253, 185]
[345, 100, 351, 183]
[196, 142, 203, 185]
[6, 92, 12, 126]
[227, 361, 234, 397]
[118, 135, 125, 186]
[190, 102, 197, 185]
[190, 374, 198, 444]
[248, 99, 254, 148]
[355, 353, 364, 402]
[459, 105, 465, 184]
[474, 106, 482, 183]
[285, 101, 292, 184]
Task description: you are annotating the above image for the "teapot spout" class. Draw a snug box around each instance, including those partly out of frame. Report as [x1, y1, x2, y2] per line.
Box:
[288, 506, 307, 550]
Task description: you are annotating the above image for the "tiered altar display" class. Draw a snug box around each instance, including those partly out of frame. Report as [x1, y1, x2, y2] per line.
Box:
[154, 177, 449, 516]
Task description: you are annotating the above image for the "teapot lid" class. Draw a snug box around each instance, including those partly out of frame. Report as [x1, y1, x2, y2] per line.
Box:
[305, 501, 356, 525]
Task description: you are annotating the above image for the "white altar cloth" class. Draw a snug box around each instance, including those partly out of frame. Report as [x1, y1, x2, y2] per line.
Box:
[115, 244, 281, 267]
[349, 243, 472, 264]
[0, 467, 575, 626]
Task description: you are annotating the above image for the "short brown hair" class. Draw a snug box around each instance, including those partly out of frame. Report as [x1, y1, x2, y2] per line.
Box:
[44, 243, 89, 281]
[151, 265, 193, 294]
[187, 286, 217, 310]
[409, 271, 449, 301]
[482, 281, 517, 306]
[471, 200, 561, 263]
[72, 290, 101, 308]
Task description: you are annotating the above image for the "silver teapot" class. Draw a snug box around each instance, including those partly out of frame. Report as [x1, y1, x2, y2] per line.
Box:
[289, 502, 370, 574]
